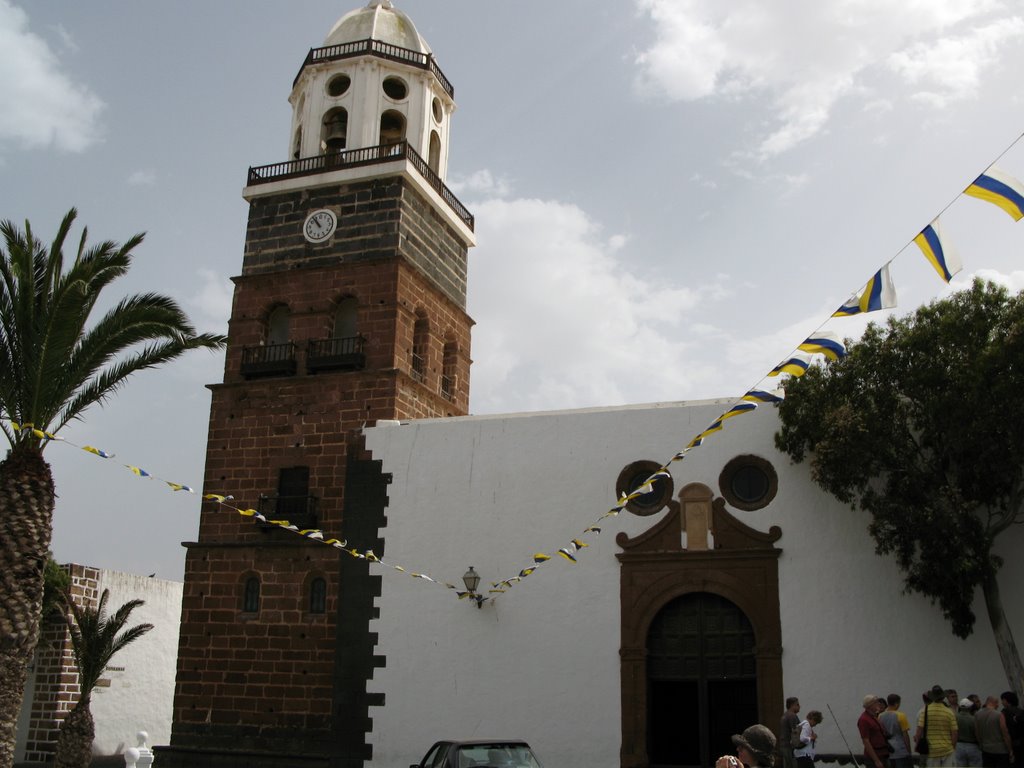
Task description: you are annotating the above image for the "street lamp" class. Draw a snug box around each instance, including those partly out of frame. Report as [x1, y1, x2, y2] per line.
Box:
[462, 566, 484, 608]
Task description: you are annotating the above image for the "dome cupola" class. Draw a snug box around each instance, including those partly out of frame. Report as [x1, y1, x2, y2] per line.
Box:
[287, 0, 455, 181]
[324, 0, 431, 54]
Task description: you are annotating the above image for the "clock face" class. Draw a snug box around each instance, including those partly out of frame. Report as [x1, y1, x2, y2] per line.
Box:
[303, 209, 337, 243]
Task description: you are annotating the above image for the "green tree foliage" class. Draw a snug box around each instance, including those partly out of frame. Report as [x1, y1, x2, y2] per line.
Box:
[42, 556, 70, 619]
[775, 279, 1024, 695]
[0, 209, 225, 768]
[55, 589, 154, 768]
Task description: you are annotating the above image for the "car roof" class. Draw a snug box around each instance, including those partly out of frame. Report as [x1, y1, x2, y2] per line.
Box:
[438, 740, 530, 747]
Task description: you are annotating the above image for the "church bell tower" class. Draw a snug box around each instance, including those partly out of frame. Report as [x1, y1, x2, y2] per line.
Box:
[162, 3, 474, 766]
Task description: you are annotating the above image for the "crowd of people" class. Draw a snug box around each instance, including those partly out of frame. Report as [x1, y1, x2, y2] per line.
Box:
[716, 689, 1024, 768]
[849, 687, 1022, 768]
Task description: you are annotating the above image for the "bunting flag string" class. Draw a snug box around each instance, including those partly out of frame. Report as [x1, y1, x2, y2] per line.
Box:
[9, 135, 1024, 605]
[491, 141, 1024, 595]
[5, 419, 492, 605]
[914, 218, 962, 283]
[964, 165, 1024, 221]
[833, 265, 897, 317]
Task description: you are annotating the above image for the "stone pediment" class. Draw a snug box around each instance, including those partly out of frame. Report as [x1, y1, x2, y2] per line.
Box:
[616, 482, 781, 554]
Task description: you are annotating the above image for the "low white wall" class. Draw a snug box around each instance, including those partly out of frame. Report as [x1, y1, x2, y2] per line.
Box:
[90, 570, 182, 755]
[363, 401, 1023, 768]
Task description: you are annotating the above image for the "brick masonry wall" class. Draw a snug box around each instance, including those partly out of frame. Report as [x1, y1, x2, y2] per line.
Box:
[169, 171, 473, 763]
[21, 564, 99, 763]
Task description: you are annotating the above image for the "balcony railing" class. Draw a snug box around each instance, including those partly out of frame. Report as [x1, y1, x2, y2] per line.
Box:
[295, 38, 454, 99]
[247, 141, 474, 231]
[410, 353, 426, 383]
[440, 374, 454, 401]
[307, 335, 366, 373]
[258, 494, 319, 531]
[240, 342, 297, 378]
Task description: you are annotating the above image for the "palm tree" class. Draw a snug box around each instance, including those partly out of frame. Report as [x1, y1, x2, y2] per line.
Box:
[55, 589, 154, 768]
[0, 209, 225, 768]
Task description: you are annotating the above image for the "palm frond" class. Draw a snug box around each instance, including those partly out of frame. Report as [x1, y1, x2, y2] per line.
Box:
[62, 589, 153, 696]
[0, 210, 226, 449]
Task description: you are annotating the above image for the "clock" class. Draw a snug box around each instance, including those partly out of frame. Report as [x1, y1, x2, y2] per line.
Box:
[303, 209, 337, 243]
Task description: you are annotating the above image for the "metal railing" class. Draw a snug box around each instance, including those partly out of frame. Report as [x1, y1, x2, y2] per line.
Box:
[247, 141, 474, 231]
[307, 335, 366, 372]
[440, 374, 454, 401]
[410, 353, 426, 383]
[296, 38, 454, 98]
[240, 342, 297, 377]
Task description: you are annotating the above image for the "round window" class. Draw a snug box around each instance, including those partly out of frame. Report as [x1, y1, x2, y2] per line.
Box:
[432, 97, 443, 124]
[616, 460, 673, 516]
[327, 74, 351, 97]
[718, 455, 778, 511]
[383, 77, 408, 101]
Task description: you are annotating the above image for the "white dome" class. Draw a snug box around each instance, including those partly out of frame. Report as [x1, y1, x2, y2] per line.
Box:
[324, 0, 431, 54]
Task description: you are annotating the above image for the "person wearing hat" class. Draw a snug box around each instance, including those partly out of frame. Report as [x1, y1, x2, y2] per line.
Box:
[859, 694, 892, 768]
[716, 724, 778, 768]
[916, 684, 959, 766]
[957, 697, 984, 767]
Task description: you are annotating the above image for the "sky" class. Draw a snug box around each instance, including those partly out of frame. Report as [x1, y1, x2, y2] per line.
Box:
[3, 0, 1024, 580]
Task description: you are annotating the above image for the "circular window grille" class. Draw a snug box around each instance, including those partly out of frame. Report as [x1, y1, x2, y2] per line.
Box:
[327, 74, 351, 97]
[383, 77, 408, 101]
[718, 455, 778, 511]
[432, 97, 443, 123]
[616, 460, 673, 516]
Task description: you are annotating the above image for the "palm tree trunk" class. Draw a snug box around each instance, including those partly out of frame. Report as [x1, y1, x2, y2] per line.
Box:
[982, 570, 1024, 700]
[0, 446, 54, 768]
[54, 696, 95, 768]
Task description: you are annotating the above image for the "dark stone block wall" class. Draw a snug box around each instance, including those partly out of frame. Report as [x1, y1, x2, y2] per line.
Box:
[241, 179, 470, 307]
[162, 171, 473, 767]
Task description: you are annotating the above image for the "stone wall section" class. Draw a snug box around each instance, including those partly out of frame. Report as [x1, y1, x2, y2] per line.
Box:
[168, 171, 473, 763]
[241, 178, 469, 307]
[20, 564, 99, 763]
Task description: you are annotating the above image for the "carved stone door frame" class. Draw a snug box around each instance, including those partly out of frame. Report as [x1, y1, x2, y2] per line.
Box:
[617, 483, 783, 768]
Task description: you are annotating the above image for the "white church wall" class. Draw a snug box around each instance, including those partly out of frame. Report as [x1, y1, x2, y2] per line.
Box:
[363, 400, 1023, 768]
[89, 569, 183, 755]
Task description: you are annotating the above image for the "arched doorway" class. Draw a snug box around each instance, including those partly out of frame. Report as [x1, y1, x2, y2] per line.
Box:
[646, 593, 758, 768]
[616, 482, 783, 768]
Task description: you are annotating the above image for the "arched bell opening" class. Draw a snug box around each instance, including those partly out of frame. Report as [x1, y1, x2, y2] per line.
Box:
[321, 107, 349, 154]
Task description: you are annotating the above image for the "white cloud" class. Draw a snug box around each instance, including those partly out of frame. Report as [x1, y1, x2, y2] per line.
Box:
[466, 197, 735, 413]
[956, 268, 1024, 293]
[633, 0, 1022, 158]
[888, 18, 1024, 107]
[127, 169, 157, 186]
[0, 0, 104, 152]
[448, 168, 513, 199]
[191, 268, 233, 332]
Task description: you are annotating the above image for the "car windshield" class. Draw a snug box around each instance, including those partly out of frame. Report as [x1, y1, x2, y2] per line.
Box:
[453, 744, 542, 768]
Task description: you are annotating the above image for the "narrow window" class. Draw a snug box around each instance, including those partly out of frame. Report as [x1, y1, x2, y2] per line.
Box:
[309, 578, 327, 614]
[277, 466, 310, 520]
[333, 298, 358, 340]
[293, 125, 303, 159]
[267, 306, 290, 346]
[428, 131, 441, 174]
[411, 314, 429, 383]
[243, 577, 260, 613]
[441, 340, 457, 400]
[379, 110, 406, 150]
